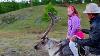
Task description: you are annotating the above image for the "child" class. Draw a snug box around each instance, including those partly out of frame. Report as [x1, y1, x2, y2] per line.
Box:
[67, 5, 84, 56]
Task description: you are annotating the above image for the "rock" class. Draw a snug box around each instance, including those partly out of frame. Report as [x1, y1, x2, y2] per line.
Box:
[2, 48, 21, 56]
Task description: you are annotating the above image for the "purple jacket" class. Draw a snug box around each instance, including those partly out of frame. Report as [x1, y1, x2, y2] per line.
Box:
[67, 15, 81, 37]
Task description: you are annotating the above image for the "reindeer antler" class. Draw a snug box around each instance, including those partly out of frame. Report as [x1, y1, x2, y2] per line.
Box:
[41, 12, 61, 39]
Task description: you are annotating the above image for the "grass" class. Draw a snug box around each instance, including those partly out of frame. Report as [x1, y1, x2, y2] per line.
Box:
[0, 4, 90, 55]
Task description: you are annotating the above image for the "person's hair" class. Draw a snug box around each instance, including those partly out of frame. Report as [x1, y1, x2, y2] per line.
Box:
[92, 13, 99, 16]
[88, 13, 99, 19]
[68, 5, 79, 17]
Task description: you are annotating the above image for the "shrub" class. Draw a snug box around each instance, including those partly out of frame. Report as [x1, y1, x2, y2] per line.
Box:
[92, 0, 100, 6]
[0, 2, 29, 14]
[0, 2, 19, 14]
[42, 2, 57, 22]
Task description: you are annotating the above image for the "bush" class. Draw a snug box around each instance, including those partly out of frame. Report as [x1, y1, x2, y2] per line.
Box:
[85, 0, 91, 3]
[18, 2, 29, 9]
[42, 2, 57, 22]
[92, 0, 100, 6]
[0, 2, 29, 14]
[0, 2, 19, 14]
[42, 0, 50, 5]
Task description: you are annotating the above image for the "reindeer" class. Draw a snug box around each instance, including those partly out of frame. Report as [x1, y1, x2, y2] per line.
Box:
[34, 12, 74, 56]
[34, 12, 89, 56]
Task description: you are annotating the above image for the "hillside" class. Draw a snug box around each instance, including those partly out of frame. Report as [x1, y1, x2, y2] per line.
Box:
[0, 4, 89, 33]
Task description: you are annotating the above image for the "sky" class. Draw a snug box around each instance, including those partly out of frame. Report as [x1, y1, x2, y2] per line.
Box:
[0, 0, 30, 2]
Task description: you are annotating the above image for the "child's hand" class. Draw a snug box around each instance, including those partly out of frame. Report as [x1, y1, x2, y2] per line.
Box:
[70, 35, 77, 41]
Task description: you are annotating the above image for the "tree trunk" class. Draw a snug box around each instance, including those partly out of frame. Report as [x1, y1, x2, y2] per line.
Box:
[30, 0, 33, 7]
[99, 0, 100, 6]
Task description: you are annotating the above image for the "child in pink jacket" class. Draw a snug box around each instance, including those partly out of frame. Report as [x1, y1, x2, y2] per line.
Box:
[67, 5, 85, 56]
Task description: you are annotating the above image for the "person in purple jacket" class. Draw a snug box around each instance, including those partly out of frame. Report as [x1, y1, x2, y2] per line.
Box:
[67, 5, 81, 56]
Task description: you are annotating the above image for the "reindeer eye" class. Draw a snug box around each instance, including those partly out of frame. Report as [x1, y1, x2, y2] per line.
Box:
[41, 42, 45, 44]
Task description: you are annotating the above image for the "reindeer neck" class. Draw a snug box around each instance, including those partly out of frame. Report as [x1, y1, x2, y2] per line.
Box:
[42, 21, 54, 38]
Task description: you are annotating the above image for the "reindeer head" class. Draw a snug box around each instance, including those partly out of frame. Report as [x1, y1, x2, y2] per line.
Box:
[34, 37, 49, 50]
[34, 12, 61, 50]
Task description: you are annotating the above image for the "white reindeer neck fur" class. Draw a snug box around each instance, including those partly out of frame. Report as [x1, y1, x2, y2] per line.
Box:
[45, 38, 60, 56]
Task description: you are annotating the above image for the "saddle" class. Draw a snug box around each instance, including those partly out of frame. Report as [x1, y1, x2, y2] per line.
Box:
[54, 39, 86, 56]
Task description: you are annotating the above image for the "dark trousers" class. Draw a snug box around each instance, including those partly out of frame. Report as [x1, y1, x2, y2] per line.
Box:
[88, 53, 100, 56]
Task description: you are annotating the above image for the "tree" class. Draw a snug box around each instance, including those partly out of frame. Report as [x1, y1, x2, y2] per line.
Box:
[42, 2, 57, 22]
[92, 0, 100, 6]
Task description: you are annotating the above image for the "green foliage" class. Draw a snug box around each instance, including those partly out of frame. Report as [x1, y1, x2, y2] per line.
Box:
[85, 0, 91, 3]
[46, 3, 57, 15]
[42, 2, 57, 22]
[0, 2, 18, 13]
[42, 0, 50, 5]
[18, 2, 29, 9]
[0, 2, 29, 14]
[32, 0, 41, 6]
[92, 0, 100, 5]
[64, 0, 81, 4]
[51, 0, 57, 5]
[32, 0, 100, 6]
